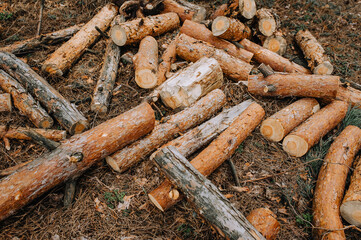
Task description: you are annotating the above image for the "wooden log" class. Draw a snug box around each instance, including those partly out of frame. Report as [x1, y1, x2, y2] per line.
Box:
[282, 100, 348, 157]
[262, 34, 287, 56]
[0, 102, 155, 221]
[176, 34, 253, 81]
[240, 39, 311, 74]
[313, 126, 361, 240]
[106, 89, 226, 172]
[161, 0, 206, 22]
[212, 16, 251, 41]
[335, 86, 361, 108]
[0, 52, 88, 135]
[148, 102, 265, 211]
[239, 0, 257, 19]
[256, 8, 279, 37]
[0, 125, 66, 141]
[111, 14, 126, 27]
[246, 208, 280, 240]
[295, 30, 333, 75]
[157, 34, 178, 86]
[0, 160, 32, 178]
[42, 4, 118, 76]
[210, 4, 228, 20]
[0, 93, 11, 112]
[152, 147, 265, 240]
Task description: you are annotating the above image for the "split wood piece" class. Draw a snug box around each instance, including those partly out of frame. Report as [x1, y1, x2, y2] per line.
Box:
[176, 34, 253, 81]
[239, 0, 257, 19]
[111, 12, 180, 46]
[0, 24, 84, 55]
[0, 52, 88, 135]
[246, 208, 280, 240]
[0, 102, 155, 221]
[152, 147, 265, 240]
[212, 16, 251, 41]
[42, 4, 118, 76]
[0, 126, 66, 141]
[0, 93, 11, 112]
[261, 98, 320, 142]
[262, 34, 287, 56]
[157, 34, 178, 86]
[161, 0, 206, 22]
[148, 102, 265, 211]
[106, 89, 226, 173]
[256, 8, 279, 37]
[295, 30, 333, 75]
[283, 100, 348, 157]
[0, 70, 53, 128]
[313, 126, 361, 240]
[335, 86, 361, 108]
[240, 39, 311, 74]
[0, 160, 32, 178]
[159, 57, 223, 109]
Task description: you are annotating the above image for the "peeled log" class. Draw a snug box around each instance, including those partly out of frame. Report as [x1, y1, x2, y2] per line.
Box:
[283, 101, 348, 157]
[157, 34, 178, 86]
[256, 8, 279, 37]
[246, 208, 280, 240]
[313, 126, 361, 240]
[239, 0, 257, 19]
[0, 125, 66, 141]
[0, 93, 11, 112]
[162, 0, 206, 22]
[212, 16, 251, 41]
[0, 102, 155, 221]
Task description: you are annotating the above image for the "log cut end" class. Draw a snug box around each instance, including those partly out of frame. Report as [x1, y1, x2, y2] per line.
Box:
[313, 61, 333, 75]
[105, 156, 121, 172]
[110, 25, 127, 46]
[193, 7, 207, 23]
[283, 134, 309, 157]
[38, 118, 54, 129]
[70, 119, 89, 135]
[212, 16, 230, 37]
[42, 64, 63, 76]
[340, 201, 361, 227]
[260, 118, 285, 142]
[247, 208, 280, 240]
[263, 36, 287, 56]
[148, 192, 166, 212]
[135, 69, 158, 89]
[239, 0, 257, 19]
[259, 18, 276, 37]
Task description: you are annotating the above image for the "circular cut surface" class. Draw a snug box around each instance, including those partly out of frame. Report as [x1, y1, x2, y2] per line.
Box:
[314, 61, 334, 75]
[260, 118, 285, 142]
[135, 69, 157, 89]
[260, 19, 276, 36]
[283, 134, 309, 157]
[111, 25, 127, 46]
[148, 193, 165, 212]
[105, 156, 121, 172]
[212, 16, 230, 36]
[341, 201, 361, 227]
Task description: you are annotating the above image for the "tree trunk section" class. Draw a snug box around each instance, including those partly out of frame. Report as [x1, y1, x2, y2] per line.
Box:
[0, 125, 66, 141]
[157, 34, 178, 86]
[239, 0, 257, 19]
[246, 208, 280, 240]
[0, 93, 11, 112]
[161, 0, 206, 22]
[0, 160, 32, 178]
[262, 34, 287, 56]
[335, 86, 361, 108]
[210, 4, 228, 20]
[212, 16, 251, 41]
[256, 8, 279, 37]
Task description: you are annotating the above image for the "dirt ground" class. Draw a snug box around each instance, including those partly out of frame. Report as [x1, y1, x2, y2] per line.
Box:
[0, 0, 360, 239]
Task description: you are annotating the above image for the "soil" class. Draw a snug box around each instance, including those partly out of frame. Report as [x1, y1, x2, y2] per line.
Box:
[0, 0, 360, 239]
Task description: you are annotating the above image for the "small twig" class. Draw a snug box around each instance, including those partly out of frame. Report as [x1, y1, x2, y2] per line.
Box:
[227, 158, 240, 186]
[37, 0, 45, 36]
[21, 128, 60, 150]
[258, 63, 275, 77]
[343, 79, 361, 91]
[151, 102, 164, 117]
[64, 177, 78, 208]
[95, 26, 109, 39]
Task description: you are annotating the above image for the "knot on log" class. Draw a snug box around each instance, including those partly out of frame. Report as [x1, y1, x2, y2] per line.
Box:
[68, 152, 83, 163]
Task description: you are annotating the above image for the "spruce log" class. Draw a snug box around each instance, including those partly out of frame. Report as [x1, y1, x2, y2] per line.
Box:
[42, 4, 118, 76]
[0, 102, 155, 221]
[256, 8, 279, 37]
[262, 34, 287, 56]
[161, 0, 206, 22]
[239, 0, 257, 19]
[212, 16, 251, 41]
[0, 93, 11, 112]
[0, 126, 66, 141]
[157, 34, 178, 86]
[283, 100, 348, 157]
[0, 52, 88, 135]
[246, 208, 280, 240]
[336, 86, 361, 108]
[313, 126, 361, 240]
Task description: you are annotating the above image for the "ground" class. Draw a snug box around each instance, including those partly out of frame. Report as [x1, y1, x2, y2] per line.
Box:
[0, 0, 360, 239]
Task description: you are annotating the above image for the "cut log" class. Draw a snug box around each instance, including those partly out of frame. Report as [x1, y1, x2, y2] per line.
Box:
[240, 39, 311, 74]
[106, 89, 226, 172]
[157, 34, 178, 86]
[283, 100, 348, 157]
[0, 70, 53, 128]
[0, 52, 88, 135]
[148, 102, 265, 211]
[0, 102, 155, 221]
[295, 30, 333, 75]
[212, 16, 251, 41]
[239, 0, 257, 19]
[210, 4, 228, 20]
[246, 208, 280, 240]
[0, 160, 32, 178]
[335, 86, 361, 108]
[161, 0, 206, 22]
[313, 126, 361, 240]
[0, 93, 11, 112]
[262, 34, 287, 56]
[176, 34, 253, 81]
[111, 12, 180, 46]
[0, 125, 66, 141]
[256, 8, 279, 37]
[42, 4, 118, 76]
[152, 147, 265, 240]
[111, 14, 126, 27]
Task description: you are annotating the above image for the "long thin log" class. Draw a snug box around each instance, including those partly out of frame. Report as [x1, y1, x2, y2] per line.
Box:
[161, 0, 206, 22]
[22, 129, 61, 150]
[0, 126, 66, 141]
[212, 16, 251, 41]
[246, 208, 280, 240]
[157, 34, 178, 85]
[0, 93, 11, 112]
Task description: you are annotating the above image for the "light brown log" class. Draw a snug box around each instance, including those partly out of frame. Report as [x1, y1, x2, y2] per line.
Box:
[0, 102, 155, 221]
[260, 98, 320, 142]
[262, 34, 287, 56]
[0, 93, 11, 112]
[335, 86, 361, 108]
[283, 101, 348, 157]
[313, 126, 361, 240]
[0, 126, 66, 141]
[161, 0, 206, 22]
[256, 8, 279, 37]
[176, 34, 253, 81]
[106, 89, 226, 173]
[210, 4, 228, 20]
[42, 4, 118, 76]
[212, 16, 251, 41]
[239, 0, 257, 19]
[246, 208, 280, 240]
[157, 34, 178, 86]
[0, 160, 32, 178]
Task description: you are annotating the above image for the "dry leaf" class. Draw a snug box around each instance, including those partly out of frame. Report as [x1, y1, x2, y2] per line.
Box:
[117, 194, 135, 211]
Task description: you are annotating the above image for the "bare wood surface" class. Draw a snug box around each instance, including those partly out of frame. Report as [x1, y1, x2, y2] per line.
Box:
[239, 0, 257, 19]
[247, 208, 280, 240]
[256, 8, 279, 37]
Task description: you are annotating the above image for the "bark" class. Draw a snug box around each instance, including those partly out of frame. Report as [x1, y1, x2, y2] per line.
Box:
[212, 16, 251, 41]
[161, 0, 206, 22]
[246, 208, 280, 240]
[157, 34, 178, 86]
[256, 8, 279, 37]
[335, 86, 361, 108]
[0, 160, 32, 178]
[0, 125, 66, 141]
[239, 0, 257, 19]
[0, 93, 11, 112]
[262, 34, 287, 56]
[210, 4, 228, 20]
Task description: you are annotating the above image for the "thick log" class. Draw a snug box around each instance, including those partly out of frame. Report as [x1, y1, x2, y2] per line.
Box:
[212, 16, 251, 41]
[313, 126, 361, 240]
[157, 34, 178, 86]
[0, 93, 11, 112]
[42, 4, 118, 76]
[239, 0, 257, 19]
[256, 8, 279, 37]
[246, 208, 280, 240]
[0, 125, 66, 141]
[0, 160, 32, 178]
[106, 89, 226, 172]
[262, 33, 287, 56]
[161, 0, 206, 22]
[0, 102, 155, 221]
[283, 100, 348, 157]
[335, 86, 361, 108]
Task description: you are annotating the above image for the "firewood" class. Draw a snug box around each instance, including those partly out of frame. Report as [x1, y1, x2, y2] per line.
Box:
[141, 0, 164, 16]
[0, 93, 11, 112]
[246, 208, 280, 240]
[313, 126, 361, 240]
[161, 0, 206, 22]
[336, 86, 361, 108]
[256, 8, 279, 37]
[157, 34, 178, 86]
[0, 160, 32, 178]
[106, 89, 226, 173]
[3, 137, 10, 150]
[210, 4, 228, 20]
[22, 129, 61, 150]
[64, 177, 77, 207]
[239, 0, 257, 19]
[148, 102, 265, 211]
[0, 52, 88, 135]
[111, 14, 126, 27]
[0, 125, 66, 141]
[0, 102, 155, 221]
[212, 16, 251, 41]
[42, 4, 118, 76]
[295, 30, 333, 75]
[260, 98, 320, 142]
[283, 100, 348, 157]
[262, 33, 287, 56]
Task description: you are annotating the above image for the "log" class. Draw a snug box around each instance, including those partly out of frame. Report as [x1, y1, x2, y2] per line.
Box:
[282, 100, 348, 157]
[313, 126, 361, 240]
[111, 14, 126, 27]
[111, 12, 180, 46]
[240, 39, 311, 74]
[0, 52, 88, 135]
[42, 4, 118, 76]
[212, 16, 251, 41]
[256, 8, 279, 37]
[176, 34, 253, 81]
[157, 34, 178, 86]
[260, 98, 320, 142]
[0, 160, 32, 178]
[246, 208, 280, 240]
[238, 0, 257, 19]
[295, 30, 333, 75]
[210, 4, 228, 20]
[0, 102, 155, 221]
[262, 34, 287, 56]
[148, 102, 265, 211]
[161, 0, 206, 22]
[0, 125, 66, 141]
[0, 70, 53, 128]
[0, 93, 11, 112]
[335, 86, 361, 108]
[106, 89, 226, 172]
[152, 147, 265, 240]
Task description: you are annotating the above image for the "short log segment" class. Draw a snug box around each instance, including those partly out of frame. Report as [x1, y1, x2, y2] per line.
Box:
[0, 102, 155, 221]
[246, 208, 280, 240]
[0, 93, 11, 112]
[161, 0, 206, 22]
[262, 34, 287, 56]
[0, 125, 66, 141]
[283, 100, 348, 157]
[148, 102, 265, 211]
[157, 34, 178, 86]
[152, 147, 266, 240]
[313, 126, 361, 240]
[336, 86, 361, 108]
[239, 0, 257, 19]
[42, 4, 118, 76]
[0, 52, 88, 135]
[295, 30, 333, 75]
[106, 89, 226, 173]
[256, 8, 279, 37]
[0, 70, 53, 128]
[212, 16, 251, 41]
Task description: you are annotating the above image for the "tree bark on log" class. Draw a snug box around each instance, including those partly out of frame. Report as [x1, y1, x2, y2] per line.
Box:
[313, 126, 361, 240]
[246, 208, 280, 240]
[161, 0, 206, 22]
[0, 102, 155, 221]
[212, 16, 251, 41]
[157, 34, 178, 86]
[42, 4, 118, 76]
[262, 34, 287, 56]
[210, 4, 228, 20]
[0, 125, 66, 141]
[335, 86, 361, 108]
[0, 93, 11, 112]
[256, 8, 279, 37]
[239, 0, 257, 19]
[0, 160, 32, 178]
